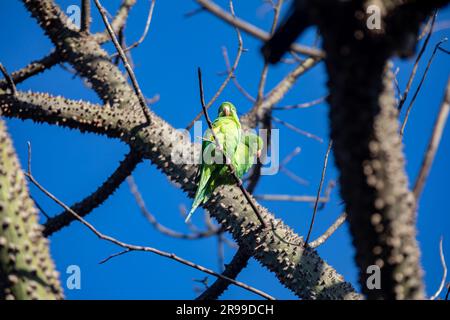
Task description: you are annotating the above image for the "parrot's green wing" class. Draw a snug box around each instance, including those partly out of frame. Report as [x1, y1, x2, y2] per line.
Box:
[203, 132, 263, 204]
[186, 114, 241, 222]
[233, 132, 263, 178]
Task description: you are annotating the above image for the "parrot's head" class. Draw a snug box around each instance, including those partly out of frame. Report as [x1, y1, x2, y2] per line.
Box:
[218, 101, 238, 119]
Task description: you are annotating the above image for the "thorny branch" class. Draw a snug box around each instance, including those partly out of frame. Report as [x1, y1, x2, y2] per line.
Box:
[10, 0, 434, 300]
[93, 0, 151, 123]
[25, 144, 275, 300]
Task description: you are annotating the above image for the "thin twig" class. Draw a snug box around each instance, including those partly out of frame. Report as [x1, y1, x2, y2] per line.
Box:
[279, 146, 308, 185]
[398, 11, 437, 112]
[272, 115, 323, 142]
[94, 0, 137, 43]
[99, 249, 130, 264]
[400, 38, 448, 135]
[0, 51, 60, 90]
[24, 143, 274, 300]
[111, 0, 156, 57]
[273, 96, 327, 110]
[186, 0, 244, 131]
[43, 150, 143, 236]
[217, 232, 225, 272]
[418, 13, 435, 40]
[254, 194, 328, 203]
[221, 47, 255, 102]
[430, 237, 447, 300]
[194, 0, 324, 58]
[127, 176, 222, 240]
[30, 195, 51, 220]
[413, 77, 450, 199]
[196, 246, 252, 300]
[0, 63, 17, 95]
[197, 67, 267, 228]
[309, 212, 347, 248]
[80, 0, 91, 32]
[256, 0, 284, 102]
[93, 0, 151, 123]
[304, 140, 333, 247]
[280, 167, 309, 185]
[281, 146, 301, 166]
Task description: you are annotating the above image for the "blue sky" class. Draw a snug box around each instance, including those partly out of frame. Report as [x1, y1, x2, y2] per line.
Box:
[0, 0, 449, 299]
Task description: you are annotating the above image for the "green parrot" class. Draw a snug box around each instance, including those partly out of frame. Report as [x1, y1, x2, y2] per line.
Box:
[233, 131, 264, 178]
[185, 102, 241, 222]
[201, 131, 264, 202]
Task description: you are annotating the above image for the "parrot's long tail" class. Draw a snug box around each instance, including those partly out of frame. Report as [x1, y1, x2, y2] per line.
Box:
[185, 186, 206, 223]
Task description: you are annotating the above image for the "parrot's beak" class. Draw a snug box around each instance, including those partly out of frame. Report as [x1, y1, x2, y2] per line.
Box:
[223, 106, 230, 116]
[257, 149, 262, 158]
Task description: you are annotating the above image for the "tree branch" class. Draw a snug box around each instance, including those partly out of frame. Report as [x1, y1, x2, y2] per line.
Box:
[43, 150, 143, 236]
[25, 151, 274, 300]
[0, 120, 63, 300]
[194, 0, 324, 58]
[0, 51, 60, 90]
[196, 246, 252, 300]
[17, 0, 362, 299]
[413, 77, 450, 199]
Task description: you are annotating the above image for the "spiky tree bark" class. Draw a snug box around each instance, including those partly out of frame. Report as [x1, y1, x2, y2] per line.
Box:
[0, 119, 63, 300]
[263, 0, 449, 299]
[0, 0, 446, 300]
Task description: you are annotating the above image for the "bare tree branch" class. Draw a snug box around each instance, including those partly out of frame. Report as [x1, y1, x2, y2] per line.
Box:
[94, 0, 137, 43]
[400, 38, 448, 135]
[194, 0, 324, 58]
[413, 77, 450, 199]
[80, 0, 91, 32]
[262, 0, 449, 299]
[430, 237, 447, 300]
[43, 150, 143, 236]
[127, 176, 222, 240]
[186, 0, 244, 131]
[0, 121, 63, 300]
[272, 116, 323, 143]
[273, 96, 327, 110]
[0, 51, 60, 90]
[15, 0, 362, 299]
[0, 63, 17, 95]
[241, 57, 320, 128]
[196, 246, 252, 300]
[111, 0, 156, 56]
[93, 0, 151, 123]
[255, 194, 327, 203]
[304, 140, 332, 247]
[397, 12, 437, 112]
[221, 47, 255, 103]
[309, 213, 347, 249]
[25, 148, 274, 300]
